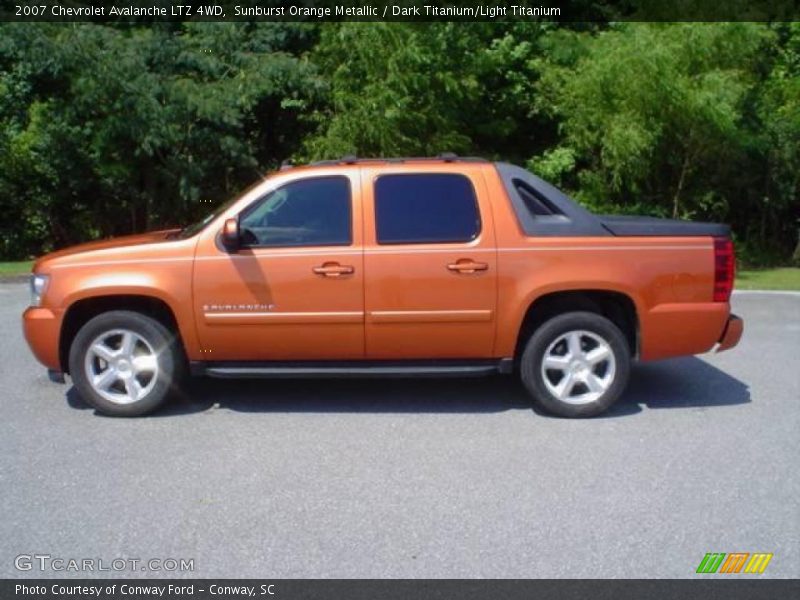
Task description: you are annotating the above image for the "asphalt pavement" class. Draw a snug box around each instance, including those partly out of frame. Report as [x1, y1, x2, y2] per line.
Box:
[0, 283, 797, 578]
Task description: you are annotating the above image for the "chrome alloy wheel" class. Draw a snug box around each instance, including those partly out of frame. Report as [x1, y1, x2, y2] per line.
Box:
[540, 330, 616, 405]
[84, 329, 158, 405]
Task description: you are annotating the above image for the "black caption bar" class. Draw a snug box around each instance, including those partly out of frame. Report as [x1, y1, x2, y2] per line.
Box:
[3, 579, 800, 600]
[1, 0, 799, 22]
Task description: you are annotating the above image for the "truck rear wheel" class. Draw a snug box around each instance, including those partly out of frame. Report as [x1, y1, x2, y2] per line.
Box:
[520, 311, 630, 417]
[68, 311, 183, 417]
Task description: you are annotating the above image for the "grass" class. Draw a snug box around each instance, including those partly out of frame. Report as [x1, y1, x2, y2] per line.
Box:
[0, 260, 797, 290]
[0, 261, 33, 276]
[736, 267, 800, 291]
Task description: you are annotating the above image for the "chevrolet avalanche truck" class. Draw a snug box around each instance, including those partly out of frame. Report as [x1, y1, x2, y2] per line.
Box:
[22, 156, 743, 418]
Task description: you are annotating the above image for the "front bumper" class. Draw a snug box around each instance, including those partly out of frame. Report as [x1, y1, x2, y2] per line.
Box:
[716, 314, 743, 352]
[22, 306, 63, 371]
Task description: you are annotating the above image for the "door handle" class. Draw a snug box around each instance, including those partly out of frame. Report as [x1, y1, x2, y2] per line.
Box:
[312, 262, 355, 277]
[447, 260, 489, 274]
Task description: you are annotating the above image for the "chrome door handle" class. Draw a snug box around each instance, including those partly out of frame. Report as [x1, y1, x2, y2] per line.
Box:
[312, 263, 355, 277]
[447, 260, 488, 274]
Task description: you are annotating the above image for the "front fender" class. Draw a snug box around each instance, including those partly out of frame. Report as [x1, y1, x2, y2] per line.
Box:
[50, 262, 200, 362]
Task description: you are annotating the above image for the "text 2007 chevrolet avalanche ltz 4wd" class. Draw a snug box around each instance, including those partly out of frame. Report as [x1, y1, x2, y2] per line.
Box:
[22, 156, 743, 418]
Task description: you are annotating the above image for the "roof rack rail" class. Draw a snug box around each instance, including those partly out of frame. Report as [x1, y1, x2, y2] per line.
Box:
[309, 154, 489, 167]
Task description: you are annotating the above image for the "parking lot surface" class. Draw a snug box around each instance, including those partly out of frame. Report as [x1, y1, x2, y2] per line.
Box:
[1, 284, 797, 578]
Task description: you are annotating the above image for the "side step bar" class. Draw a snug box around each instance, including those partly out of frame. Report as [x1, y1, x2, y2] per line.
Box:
[193, 359, 514, 379]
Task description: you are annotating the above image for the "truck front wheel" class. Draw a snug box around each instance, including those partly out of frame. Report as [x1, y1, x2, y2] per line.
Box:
[520, 311, 630, 418]
[68, 310, 183, 417]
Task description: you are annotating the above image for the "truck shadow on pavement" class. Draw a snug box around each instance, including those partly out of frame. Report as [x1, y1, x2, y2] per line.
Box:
[66, 356, 750, 418]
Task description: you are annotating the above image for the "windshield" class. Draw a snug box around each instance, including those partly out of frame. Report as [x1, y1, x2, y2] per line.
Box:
[178, 197, 239, 239]
[178, 175, 275, 239]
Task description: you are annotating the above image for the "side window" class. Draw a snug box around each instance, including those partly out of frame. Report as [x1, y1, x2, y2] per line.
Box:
[239, 176, 351, 247]
[374, 174, 480, 244]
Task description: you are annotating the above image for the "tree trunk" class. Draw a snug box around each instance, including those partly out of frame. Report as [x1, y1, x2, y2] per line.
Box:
[672, 152, 690, 219]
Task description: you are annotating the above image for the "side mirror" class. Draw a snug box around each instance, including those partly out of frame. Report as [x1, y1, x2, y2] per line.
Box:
[221, 218, 240, 252]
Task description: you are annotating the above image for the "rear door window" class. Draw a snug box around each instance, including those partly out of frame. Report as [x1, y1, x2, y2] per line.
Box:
[374, 174, 480, 244]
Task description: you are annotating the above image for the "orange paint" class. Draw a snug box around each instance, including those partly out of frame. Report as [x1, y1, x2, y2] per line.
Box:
[23, 159, 742, 372]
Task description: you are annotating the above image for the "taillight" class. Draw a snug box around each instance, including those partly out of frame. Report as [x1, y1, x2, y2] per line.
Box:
[713, 237, 735, 302]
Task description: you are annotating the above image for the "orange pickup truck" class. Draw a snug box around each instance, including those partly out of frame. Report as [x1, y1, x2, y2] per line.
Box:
[22, 156, 743, 417]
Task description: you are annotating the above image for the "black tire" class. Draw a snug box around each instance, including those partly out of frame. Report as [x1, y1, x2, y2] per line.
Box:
[68, 310, 184, 417]
[520, 311, 630, 418]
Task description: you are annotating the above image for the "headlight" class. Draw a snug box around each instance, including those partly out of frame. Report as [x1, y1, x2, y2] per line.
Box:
[30, 274, 50, 307]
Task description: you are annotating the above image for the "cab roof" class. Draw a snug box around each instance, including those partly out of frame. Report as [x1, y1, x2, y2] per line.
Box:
[281, 154, 490, 170]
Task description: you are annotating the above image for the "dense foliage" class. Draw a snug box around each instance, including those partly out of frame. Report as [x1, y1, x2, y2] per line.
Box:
[0, 21, 797, 264]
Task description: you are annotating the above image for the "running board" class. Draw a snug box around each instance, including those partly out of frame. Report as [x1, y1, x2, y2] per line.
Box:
[194, 359, 514, 379]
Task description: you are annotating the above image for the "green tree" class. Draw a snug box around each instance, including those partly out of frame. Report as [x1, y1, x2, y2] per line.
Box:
[0, 22, 323, 258]
[531, 23, 798, 261]
[0, 21, 796, 263]
[303, 22, 551, 161]
[754, 23, 800, 263]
